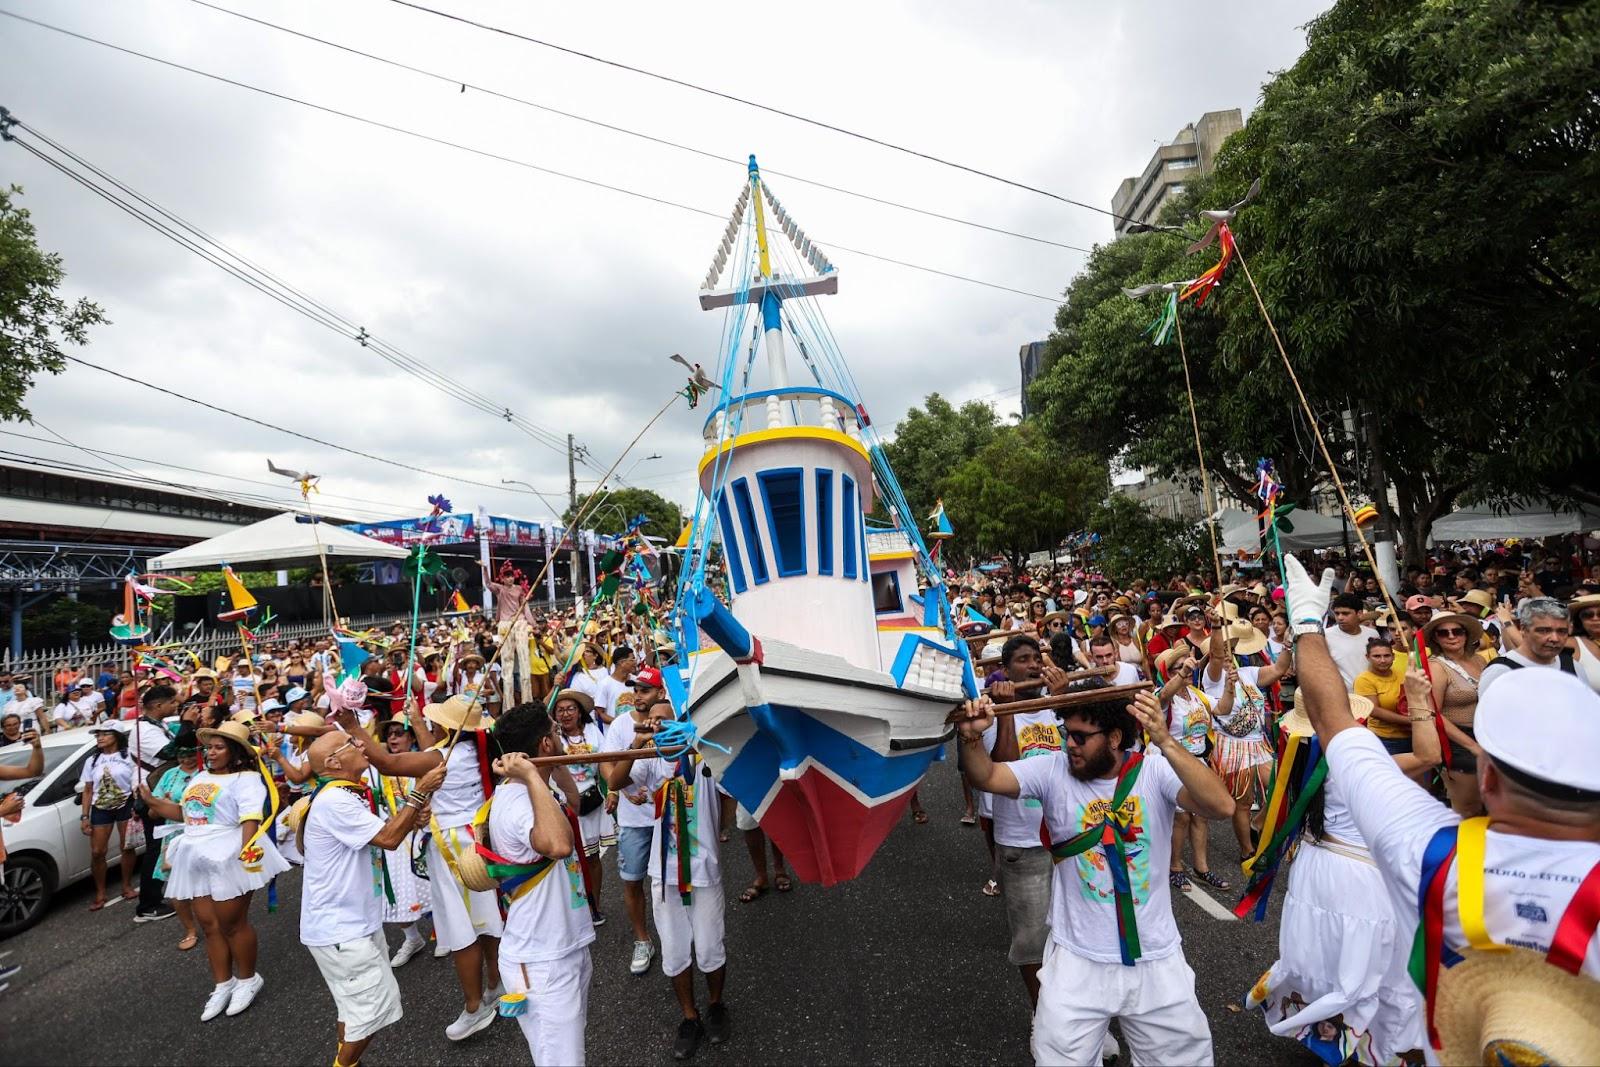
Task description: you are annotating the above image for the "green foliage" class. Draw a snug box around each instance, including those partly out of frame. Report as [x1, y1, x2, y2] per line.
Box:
[565, 486, 684, 541]
[1083, 495, 1207, 583]
[880, 393, 1001, 523]
[1034, 0, 1600, 566]
[0, 185, 108, 421]
[7, 596, 113, 651]
[147, 569, 278, 620]
[939, 422, 1107, 569]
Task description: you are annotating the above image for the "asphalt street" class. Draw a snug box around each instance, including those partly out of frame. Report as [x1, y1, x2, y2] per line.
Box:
[2, 753, 1318, 1065]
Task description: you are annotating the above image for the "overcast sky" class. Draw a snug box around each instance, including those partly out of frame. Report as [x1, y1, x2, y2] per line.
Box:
[1, 0, 1327, 529]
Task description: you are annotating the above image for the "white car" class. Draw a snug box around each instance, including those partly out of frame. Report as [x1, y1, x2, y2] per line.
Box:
[0, 732, 150, 937]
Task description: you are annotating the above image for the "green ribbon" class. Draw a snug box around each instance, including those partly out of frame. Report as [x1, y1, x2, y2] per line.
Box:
[1048, 751, 1145, 965]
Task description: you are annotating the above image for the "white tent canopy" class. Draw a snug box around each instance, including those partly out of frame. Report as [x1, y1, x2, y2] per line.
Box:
[148, 512, 411, 572]
[1430, 503, 1600, 541]
[1218, 507, 1349, 553]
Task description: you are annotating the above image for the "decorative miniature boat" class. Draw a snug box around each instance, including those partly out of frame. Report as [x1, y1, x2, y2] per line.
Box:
[669, 157, 978, 887]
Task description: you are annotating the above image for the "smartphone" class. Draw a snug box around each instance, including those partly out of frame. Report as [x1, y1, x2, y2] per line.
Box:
[20, 715, 35, 733]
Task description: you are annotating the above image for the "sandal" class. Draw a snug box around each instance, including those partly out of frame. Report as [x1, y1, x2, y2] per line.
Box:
[981, 879, 1001, 897]
[737, 883, 768, 904]
[1192, 868, 1232, 891]
[177, 933, 199, 951]
[774, 873, 793, 893]
[88, 898, 106, 912]
[912, 808, 929, 825]
[121, 889, 139, 902]
[1169, 869, 1193, 892]
[959, 812, 977, 826]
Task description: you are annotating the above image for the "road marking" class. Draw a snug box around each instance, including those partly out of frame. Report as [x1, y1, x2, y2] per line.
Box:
[102, 896, 128, 910]
[1183, 883, 1237, 922]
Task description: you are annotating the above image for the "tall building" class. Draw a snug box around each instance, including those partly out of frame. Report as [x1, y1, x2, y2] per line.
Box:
[1018, 340, 1047, 417]
[1110, 109, 1243, 238]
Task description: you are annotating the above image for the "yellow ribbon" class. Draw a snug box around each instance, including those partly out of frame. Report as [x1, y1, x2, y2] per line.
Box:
[239, 751, 280, 863]
[1456, 816, 1507, 953]
[1242, 732, 1301, 876]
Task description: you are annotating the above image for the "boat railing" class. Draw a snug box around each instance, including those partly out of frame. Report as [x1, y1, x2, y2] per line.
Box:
[703, 387, 865, 444]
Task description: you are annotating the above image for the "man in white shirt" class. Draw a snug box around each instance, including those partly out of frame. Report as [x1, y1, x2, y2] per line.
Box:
[956, 683, 1236, 1064]
[487, 705, 594, 1066]
[1088, 635, 1143, 686]
[605, 699, 731, 1061]
[300, 730, 442, 1067]
[588, 647, 636, 727]
[1323, 593, 1377, 689]
[600, 673, 665, 977]
[1283, 555, 1600, 1063]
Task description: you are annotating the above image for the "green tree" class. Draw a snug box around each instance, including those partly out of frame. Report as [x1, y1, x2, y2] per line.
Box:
[1083, 495, 1207, 584]
[565, 486, 684, 540]
[938, 422, 1107, 569]
[1, 185, 108, 420]
[1207, 0, 1600, 557]
[5, 596, 113, 652]
[881, 392, 1001, 524]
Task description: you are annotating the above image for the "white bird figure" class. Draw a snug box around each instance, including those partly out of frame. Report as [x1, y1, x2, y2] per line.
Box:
[1121, 279, 1198, 299]
[1187, 176, 1262, 254]
[669, 353, 718, 393]
[267, 459, 320, 495]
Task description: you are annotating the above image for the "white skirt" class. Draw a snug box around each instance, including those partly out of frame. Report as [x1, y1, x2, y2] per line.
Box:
[1246, 835, 1425, 1064]
[164, 823, 290, 902]
[383, 831, 431, 924]
[576, 804, 615, 857]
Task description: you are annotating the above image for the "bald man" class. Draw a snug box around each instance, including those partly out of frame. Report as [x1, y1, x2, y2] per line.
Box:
[300, 731, 445, 1067]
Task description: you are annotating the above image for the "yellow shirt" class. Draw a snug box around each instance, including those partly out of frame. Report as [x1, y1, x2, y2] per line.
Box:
[1354, 668, 1406, 738]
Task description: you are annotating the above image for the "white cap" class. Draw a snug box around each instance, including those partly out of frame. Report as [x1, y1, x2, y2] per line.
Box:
[1476, 669, 1600, 797]
[74, 677, 95, 688]
[90, 719, 130, 734]
[284, 686, 309, 704]
[258, 698, 285, 714]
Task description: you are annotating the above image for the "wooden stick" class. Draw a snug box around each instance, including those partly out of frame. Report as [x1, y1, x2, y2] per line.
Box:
[979, 666, 1114, 688]
[522, 745, 675, 768]
[945, 682, 1152, 724]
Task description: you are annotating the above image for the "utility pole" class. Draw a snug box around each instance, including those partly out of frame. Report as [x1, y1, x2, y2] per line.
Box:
[567, 433, 583, 600]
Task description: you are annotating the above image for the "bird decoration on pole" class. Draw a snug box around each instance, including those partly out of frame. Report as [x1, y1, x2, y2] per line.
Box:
[266, 459, 320, 497]
[1179, 178, 1259, 307]
[1121, 279, 1198, 346]
[670, 353, 718, 408]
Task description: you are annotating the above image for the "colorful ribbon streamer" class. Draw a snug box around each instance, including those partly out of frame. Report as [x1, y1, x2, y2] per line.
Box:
[1047, 751, 1145, 966]
[1179, 222, 1235, 307]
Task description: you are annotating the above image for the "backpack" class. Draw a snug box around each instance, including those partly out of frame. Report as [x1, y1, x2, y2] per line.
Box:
[1487, 651, 1577, 676]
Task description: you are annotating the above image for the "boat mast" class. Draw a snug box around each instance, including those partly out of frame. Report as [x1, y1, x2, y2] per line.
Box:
[748, 155, 790, 393]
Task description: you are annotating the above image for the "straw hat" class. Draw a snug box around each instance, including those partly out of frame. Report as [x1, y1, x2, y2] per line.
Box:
[1457, 588, 1495, 614]
[1223, 618, 1268, 658]
[197, 720, 255, 748]
[287, 711, 325, 731]
[1155, 645, 1196, 676]
[1422, 611, 1484, 649]
[1570, 593, 1600, 618]
[421, 694, 487, 732]
[459, 649, 485, 666]
[552, 688, 594, 715]
[192, 668, 218, 681]
[1281, 685, 1372, 737]
[1435, 947, 1600, 1065]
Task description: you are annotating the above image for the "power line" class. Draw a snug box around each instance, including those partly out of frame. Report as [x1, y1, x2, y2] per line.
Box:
[57, 353, 568, 501]
[0, 11, 1063, 304]
[382, 0, 1185, 235]
[187, 0, 1093, 256]
[8, 118, 574, 458]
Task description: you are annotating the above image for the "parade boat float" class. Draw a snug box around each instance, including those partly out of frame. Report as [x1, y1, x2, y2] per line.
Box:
[668, 157, 979, 887]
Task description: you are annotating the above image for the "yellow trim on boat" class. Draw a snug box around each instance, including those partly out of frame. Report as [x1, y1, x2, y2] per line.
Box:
[869, 550, 916, 562]
[698, 426, 871, 477]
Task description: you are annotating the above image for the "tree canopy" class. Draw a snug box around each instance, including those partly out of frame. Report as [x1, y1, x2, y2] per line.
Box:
[1032, 0, 1600, 565]
[0, 184, 107, 421]
[565, 486, 684, 541]
[880, 392, 1001, 524]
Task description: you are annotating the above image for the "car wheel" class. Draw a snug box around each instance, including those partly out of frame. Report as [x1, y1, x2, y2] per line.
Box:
[0, 854, 54, 938]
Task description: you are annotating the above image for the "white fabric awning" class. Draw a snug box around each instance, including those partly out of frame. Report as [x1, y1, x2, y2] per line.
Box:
[1218, 507, 1349, 553]
[1430, 503, 1600, 541]
[147, 512, 410, 571]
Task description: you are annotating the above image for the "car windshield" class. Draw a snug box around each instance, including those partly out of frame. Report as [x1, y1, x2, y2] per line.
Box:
[0, 743, 81, 797]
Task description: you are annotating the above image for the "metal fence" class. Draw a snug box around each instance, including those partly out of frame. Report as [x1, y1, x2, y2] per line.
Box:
[1, 611, 421, 688]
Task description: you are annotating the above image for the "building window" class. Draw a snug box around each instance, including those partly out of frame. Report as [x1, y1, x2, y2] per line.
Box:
[758, 468, 807, 578]
[1168, 157, 1198, 170]
[731, 478, 769, 585]
[815, 469, 834, 576]
[841, 474, 857, 580]
[716, 496, 748, 594]
[872, 570, 902, 614]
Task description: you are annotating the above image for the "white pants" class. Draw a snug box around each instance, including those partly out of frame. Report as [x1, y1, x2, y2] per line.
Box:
[498, 946, 592, 1066]
[1031, 941, 1212, 1066]
[427, 831, 505, 953]
[650, 879, 726, 978]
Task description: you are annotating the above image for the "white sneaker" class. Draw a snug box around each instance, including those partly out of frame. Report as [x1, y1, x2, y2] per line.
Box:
[225, 973, 264, 1016]
[445, 1001, 497, 1042]
[201, 979, 236, 1022]
[629, 939, 655, 976]
[391, 936, 426, 968]
[434, 939, 450, 958]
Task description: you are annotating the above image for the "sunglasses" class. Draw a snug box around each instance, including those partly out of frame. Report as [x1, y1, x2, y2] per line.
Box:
[1064, 727, 1106, 747]
[1581, 610, 1600, 621]
[1433, 627, 1466, 638]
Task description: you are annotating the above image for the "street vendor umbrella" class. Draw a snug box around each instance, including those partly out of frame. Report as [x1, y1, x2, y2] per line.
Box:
[147, 512, 410, 572]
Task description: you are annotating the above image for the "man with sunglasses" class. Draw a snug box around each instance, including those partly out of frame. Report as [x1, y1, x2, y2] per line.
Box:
[957, 683, 1235, 1064]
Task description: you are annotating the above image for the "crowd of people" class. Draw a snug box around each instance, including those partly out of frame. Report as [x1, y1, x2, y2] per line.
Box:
[1, 535, 1598, 1064]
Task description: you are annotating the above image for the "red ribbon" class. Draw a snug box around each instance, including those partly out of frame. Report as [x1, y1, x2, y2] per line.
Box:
[1548, 861, 1600, 974]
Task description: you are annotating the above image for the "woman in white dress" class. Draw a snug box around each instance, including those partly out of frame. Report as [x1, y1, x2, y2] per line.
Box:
[1246, 671, 1440, 1065]
[553, 688, 613, 923]
[139, 719, 288, 1022]
[373, 719, 435, 967]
